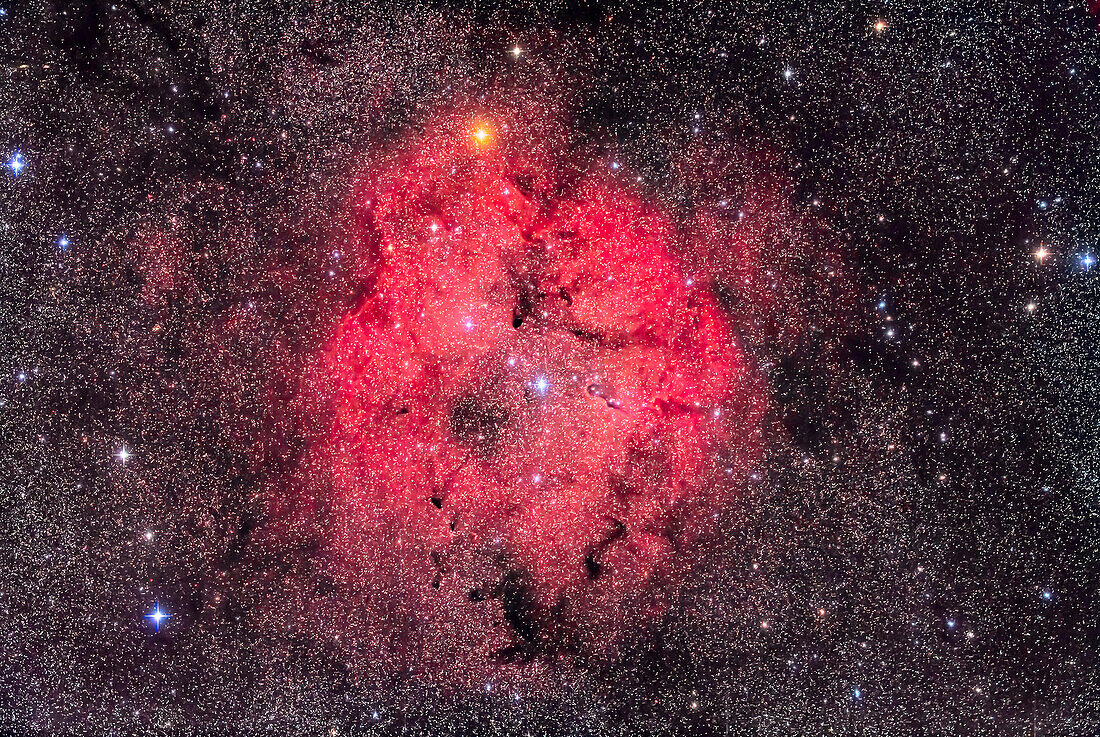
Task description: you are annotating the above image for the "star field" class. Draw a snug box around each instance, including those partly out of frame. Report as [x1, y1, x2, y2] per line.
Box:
[0, 1, 1097, 735]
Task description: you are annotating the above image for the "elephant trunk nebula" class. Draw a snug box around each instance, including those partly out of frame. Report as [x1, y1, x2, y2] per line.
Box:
[277, 107, 767, 683]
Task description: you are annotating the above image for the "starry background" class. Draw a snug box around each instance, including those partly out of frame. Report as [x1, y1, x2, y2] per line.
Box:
[1, 1, 1098, 735]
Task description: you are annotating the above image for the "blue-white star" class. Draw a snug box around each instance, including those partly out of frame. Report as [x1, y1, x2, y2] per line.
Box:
[144, 603, 170, 632]
[7, 152, 25, 176]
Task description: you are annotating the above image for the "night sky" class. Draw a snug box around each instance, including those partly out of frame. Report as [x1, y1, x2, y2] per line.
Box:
[1, 1, 1098, 735]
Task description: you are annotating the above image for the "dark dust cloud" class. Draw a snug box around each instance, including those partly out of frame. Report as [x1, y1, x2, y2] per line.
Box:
[0, 1, 1097, 735]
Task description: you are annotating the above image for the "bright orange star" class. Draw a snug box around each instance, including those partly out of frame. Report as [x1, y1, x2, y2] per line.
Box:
[472, 126, 491, 146]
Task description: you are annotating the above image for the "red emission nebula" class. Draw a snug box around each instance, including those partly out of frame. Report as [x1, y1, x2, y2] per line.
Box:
[269, 106, 775, 684]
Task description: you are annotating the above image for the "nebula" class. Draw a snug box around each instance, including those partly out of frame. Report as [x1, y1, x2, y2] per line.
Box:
[270, 106, 769, 683]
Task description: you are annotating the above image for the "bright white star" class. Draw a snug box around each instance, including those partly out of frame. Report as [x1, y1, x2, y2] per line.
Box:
[144, 603, 170, 631]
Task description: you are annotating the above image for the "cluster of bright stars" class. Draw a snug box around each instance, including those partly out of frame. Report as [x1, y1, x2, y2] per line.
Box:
[1031, 244, 1095, 271]
[10, 141, 174, 635]
[779, 18, 887, 84]
[115, 446, 173, 634]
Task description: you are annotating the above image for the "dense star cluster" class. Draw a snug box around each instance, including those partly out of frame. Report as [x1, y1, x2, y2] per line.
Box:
[0, 1, 1098, 735]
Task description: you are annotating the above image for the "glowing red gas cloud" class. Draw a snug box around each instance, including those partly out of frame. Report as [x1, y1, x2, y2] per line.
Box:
[267, 104, 776, 684]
